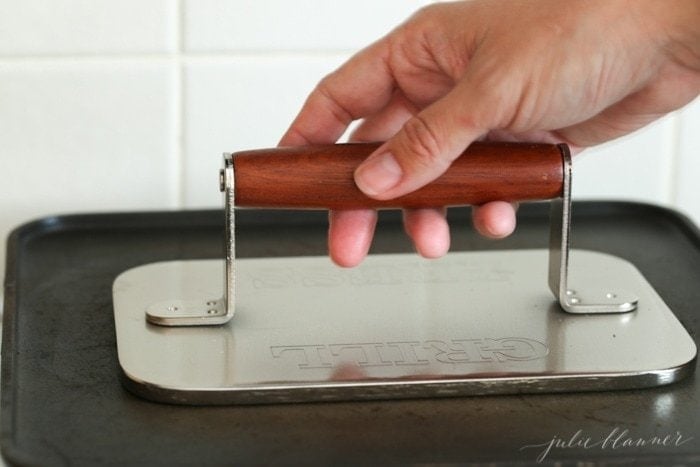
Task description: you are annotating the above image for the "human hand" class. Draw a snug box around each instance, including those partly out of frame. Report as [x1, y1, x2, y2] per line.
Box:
[280, 0, 700, 267]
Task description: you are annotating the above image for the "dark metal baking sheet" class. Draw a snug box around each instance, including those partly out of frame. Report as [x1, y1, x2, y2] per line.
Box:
[3, 202, 700, 465]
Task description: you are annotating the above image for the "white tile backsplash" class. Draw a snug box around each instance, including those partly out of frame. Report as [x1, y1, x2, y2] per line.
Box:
[0, 61, 178, 280]
[183, 0, 430, 52]
[0, 0, 698, 310]
[183, 55, 348, 207]
[572, 115, 677, 204]
[0, 0, 177, 55]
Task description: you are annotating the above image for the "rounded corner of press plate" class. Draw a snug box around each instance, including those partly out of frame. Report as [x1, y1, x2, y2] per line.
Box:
[646, 339, 698, 388]
[117, 363, 226, 406]
[659, 353, 698, 387]
[682, 340, 698, 369]
[117, 364, 182, 405]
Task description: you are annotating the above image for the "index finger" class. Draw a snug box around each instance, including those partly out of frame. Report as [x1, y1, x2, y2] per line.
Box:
[279, 40, 396, 146]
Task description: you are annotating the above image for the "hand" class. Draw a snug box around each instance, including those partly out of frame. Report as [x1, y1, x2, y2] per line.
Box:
[280, 0, 700, 267]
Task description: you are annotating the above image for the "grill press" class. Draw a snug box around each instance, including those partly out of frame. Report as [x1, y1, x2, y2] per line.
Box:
[112, 142, 696, 405]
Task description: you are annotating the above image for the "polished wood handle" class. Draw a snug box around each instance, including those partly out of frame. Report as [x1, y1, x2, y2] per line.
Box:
[232, 142, 566, 209]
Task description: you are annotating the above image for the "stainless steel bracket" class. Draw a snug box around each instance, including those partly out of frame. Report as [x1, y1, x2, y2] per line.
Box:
[145, 147, 638, 326]
[145, 154, 235, 326]
[548, 146, 638, 313]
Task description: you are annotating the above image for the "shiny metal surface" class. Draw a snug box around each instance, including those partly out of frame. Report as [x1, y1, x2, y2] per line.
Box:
[148, 146, 636, 327]
[548, 146, 637, 313]
[113, 249, 697, 405]
[145, 153, 236, 326]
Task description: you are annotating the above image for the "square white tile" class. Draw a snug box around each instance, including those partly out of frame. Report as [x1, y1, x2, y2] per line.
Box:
[184, 0, 430, 52]
[182, 55, 349, 207]
[572, 115, 676, 205]
[0, 60, 178, 286]
[0, 0, 178, 55]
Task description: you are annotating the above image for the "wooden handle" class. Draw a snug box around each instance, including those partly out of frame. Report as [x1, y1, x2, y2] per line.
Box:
[232, 142, 566, 209]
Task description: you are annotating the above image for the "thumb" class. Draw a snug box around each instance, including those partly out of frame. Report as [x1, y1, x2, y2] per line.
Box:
[354, 83, 488, 200]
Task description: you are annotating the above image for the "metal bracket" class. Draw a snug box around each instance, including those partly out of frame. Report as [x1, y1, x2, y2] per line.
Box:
[146, 147, 637, 326]
[145, 154, 236, 325]
[548, 146, 637, 313]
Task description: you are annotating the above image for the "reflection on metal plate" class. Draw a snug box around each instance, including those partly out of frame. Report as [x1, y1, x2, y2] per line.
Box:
[113, 250, 697, 405]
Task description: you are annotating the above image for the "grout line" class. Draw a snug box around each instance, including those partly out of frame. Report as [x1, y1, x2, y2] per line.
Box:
[172, 64, 186, 209]
[0, 53, 178, 63]
[175, 0, 186, 208]
[172, 49, 355, 58]
[0, 49, 356, 64]
[178, 0, 186, 54]
[665, 111, 683, 206]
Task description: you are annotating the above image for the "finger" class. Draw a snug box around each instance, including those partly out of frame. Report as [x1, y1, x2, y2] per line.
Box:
[403, 208, 450, 258]
[328, 209, 378, 267]
[349, 93, 452, 261]
[279, 41, 396, 146]
[556, 69, 700, 147]
[354, 73, 493, 199]
[472, 201, 518, 239]
[350, 91, 418, 142]
[329, 93, 417, 267]
[556, 102, 666, 149]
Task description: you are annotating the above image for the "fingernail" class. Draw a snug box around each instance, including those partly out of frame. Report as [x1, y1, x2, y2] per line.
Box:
[355, 152, 402, 196]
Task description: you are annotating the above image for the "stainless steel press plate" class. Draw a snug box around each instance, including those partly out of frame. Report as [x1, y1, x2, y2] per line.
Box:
[113, 249, 697, 404]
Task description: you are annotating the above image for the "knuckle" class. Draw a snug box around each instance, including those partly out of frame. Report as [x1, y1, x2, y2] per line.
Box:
[409, 3, 441, 25]
[388, 3, 439, 51]
[399, 115, 446, 171]
[316, 73, 334, 94]
[315, 75, 354, 123]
